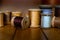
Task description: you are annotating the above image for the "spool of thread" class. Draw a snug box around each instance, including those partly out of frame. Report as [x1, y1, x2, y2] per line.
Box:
[21, 14, 30, 29]
[0, 12, 4, 27]
[29, 9, 41, 28]
[55, 5, 60, 17]
[39, 5, 52, 28]
[52, 17, 60, 28]
[41, 16, 52, 28]
[12, 12, 21, 17]
[4, 11, 11, 24]
[11, 16, 23, 28]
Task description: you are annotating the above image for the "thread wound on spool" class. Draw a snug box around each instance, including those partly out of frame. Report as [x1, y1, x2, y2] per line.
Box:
[11, 16, 23, 28]
[39, 5, 52, 28]
[41, 16, 52, 28]
[29, 9, 40, 27]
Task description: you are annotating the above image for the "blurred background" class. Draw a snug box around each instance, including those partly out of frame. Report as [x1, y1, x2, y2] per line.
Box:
[0, 0, 60, 14]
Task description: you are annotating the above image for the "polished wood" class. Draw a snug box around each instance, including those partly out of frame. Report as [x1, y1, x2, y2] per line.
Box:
[43, 28, 60, 40]
[14, 28, 46, 40]
[0, 25, 15, 40]
[14, 27, 60, 40]
[0, 25, 60, 40]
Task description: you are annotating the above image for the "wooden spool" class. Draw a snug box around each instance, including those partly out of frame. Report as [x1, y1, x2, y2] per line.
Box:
[29, 9, 41, 28]
[12, 12, 21, 17]
[4, 11, 11, 24]
[21, 13, 30, 29]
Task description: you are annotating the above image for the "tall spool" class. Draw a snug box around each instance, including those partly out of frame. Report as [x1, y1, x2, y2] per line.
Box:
[55, 5, 60, 17]
[4, 11, 11, 24]
[12, 12, 21, 17]
[29, 9, 41, 28]
[52, 17, 60, 28]
[39, 5, 52, 28]
[0, 12, 4, 27]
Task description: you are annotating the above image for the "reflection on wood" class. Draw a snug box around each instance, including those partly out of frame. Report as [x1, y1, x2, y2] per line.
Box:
[14, 28, 46, 40]
[0, 25, 60, 40]
[43, 28, 60, 40]
[0, 25, 15, 40]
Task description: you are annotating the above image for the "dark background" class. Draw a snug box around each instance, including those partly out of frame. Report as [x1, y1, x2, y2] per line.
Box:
[0, 0, 41, 14]
[0, 0, 60, 15]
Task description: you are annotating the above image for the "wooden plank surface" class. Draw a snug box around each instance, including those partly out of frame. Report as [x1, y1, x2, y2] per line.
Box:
[0, 25, 15, 40]
[1, 25, 60, 40]
[43, 28, 60, 40]
[14, 28, 47, 40]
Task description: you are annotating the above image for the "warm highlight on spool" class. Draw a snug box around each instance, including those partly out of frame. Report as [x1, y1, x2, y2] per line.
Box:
[29, 9, 41, 27]
[12, 12, 21, 17]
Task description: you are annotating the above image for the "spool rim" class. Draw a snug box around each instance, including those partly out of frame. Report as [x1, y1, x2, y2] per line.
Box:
[52, 16, 55, 27]
[39, 5, 52, 7]
[28, 9, 41, 11]
[39, 5, 52, 9]
[21, 16, 30, 29]
[12, 12, 21, 13]
[55, 5, 60, 8]
[11, 17, 16, 26]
